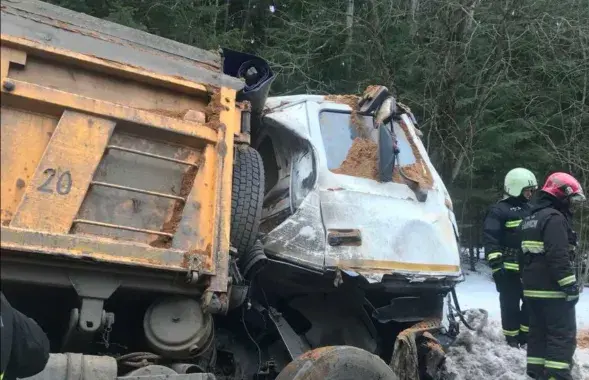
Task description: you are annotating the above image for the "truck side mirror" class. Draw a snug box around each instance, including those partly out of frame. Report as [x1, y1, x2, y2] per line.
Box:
[378, 124, 395, 183]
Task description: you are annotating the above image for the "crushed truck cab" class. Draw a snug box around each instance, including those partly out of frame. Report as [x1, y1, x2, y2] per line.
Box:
[1, 1, 463, 380]
[250, 89, 464, 379]
[258, 93, 461, 286]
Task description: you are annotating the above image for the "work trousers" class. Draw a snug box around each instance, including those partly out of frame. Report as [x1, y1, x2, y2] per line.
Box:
[494, 271, 528, 345]
[526, 298, 576, 380]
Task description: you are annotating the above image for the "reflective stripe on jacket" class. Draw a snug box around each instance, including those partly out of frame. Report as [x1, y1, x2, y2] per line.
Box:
[483, 197, 530, 273]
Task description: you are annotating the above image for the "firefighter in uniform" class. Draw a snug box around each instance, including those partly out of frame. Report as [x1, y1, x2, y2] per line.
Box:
[1, 291, 50, 380]
[520, 172, 585, 380]
[483, 167, 538, 347]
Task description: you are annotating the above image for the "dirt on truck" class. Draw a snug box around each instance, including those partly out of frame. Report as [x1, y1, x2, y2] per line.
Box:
[1, 1, 468, 380]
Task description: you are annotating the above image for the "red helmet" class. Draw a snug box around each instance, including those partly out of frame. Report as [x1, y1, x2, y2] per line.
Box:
[541, 172, 586, 203]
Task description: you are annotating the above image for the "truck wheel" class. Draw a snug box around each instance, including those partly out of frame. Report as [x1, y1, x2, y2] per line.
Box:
[276, 346, 399, 380]
[230, 145, 265, 254]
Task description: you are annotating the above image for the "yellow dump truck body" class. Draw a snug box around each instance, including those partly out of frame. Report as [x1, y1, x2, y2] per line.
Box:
[1, 0, 246, 293]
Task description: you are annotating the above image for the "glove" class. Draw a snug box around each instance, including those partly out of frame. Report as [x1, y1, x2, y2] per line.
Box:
[562, 284, 579, 305]
[491, 264, 505, 277]
[488, 255, 505, 277]
[489, 258, 505, 292]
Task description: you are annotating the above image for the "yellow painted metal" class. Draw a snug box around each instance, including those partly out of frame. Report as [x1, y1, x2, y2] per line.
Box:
[1, 35, 209, 95]
[335, 259, 461, 274]
[1, 226, 191, 272]
[2, 79, 218, 144]
[11, 111, 116, 233]
[0, 30, 238, 287]
[171, 144, 218, 260]
[1, 46, 27, 79]
[10, 55, 208, 118]
[208, 88, 238, 292]
[0, 108, 58, 225]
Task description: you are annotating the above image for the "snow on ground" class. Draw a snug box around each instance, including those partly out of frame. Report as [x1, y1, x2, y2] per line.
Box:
[444, 263, 589, 380]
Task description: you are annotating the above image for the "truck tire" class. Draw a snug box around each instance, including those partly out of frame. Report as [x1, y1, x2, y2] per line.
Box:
[276, 346, 399, 380]
[230, 145, 265, 254]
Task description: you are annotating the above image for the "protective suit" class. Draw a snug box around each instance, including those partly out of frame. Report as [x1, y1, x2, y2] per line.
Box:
[520, 172, 585, 380]
[0, 292, 50, 380]
[483, 167, 537, 347]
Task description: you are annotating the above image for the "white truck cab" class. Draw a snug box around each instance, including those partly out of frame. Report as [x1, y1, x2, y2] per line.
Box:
[255, 89, 462, 286]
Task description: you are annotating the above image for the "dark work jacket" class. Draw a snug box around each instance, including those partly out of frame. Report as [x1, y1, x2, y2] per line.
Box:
[0, 292, 50, 380]
[519, 193, 577, 297]
[483, 196, 531, 273]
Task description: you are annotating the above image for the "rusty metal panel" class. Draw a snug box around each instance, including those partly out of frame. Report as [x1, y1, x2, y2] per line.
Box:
[0, 226, 192, 272]
[1, 46, 26, 78]
[74, 132, 201, 246]
[2, 79, 218, 144]
[171, 144, 217, 271]
[0, 107, 58, 225]
[2, 0, 221, 68]
[207, 88, 238, 293]
[10, 110, 115, 233]
[0, 0, 244, 91]
[9, 56, 209, 115]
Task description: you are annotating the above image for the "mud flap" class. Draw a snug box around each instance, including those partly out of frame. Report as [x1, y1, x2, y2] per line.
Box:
[389, 319, 447, 380]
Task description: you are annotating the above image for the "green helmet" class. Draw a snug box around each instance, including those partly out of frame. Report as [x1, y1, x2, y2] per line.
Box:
[504, 168, 538, 197]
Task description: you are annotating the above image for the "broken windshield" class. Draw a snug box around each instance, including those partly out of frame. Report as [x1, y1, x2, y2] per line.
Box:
[318, 111, 417, 173]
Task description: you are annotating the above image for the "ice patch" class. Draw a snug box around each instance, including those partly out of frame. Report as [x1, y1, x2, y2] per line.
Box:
[361, 272, 384, 283]
[298, 226, 317, 240]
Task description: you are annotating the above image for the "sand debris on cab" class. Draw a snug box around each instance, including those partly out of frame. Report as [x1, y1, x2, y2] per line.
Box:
[331, 138, 379, 180]
[332, 136, 434, 189]
[325, 94, 370, 138]
[324, 92, 434, 188]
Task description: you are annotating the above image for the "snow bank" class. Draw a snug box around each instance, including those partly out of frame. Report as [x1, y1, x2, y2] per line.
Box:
[444, 310, 588, 380]
[456, 264, 589, 328]
[444, 264, 589, 380]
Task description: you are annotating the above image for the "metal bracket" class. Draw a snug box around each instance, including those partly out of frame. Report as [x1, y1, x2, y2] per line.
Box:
[201, 290, 229, 315]
[266, 306, 310, 360]
[70, 273, 120, 331]
[256, 361, 278, 380]
[61, 307, 116, 352]
[61, 273, 120, 351]
[227, 283, 248, 311]
[202, 247, 248, 313]
[186, 270, 200, 285]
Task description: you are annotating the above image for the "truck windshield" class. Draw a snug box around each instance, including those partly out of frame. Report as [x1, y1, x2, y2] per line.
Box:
[318, 111, 417, 171]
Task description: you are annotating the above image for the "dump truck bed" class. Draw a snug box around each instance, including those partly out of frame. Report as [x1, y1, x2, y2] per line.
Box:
[1, 0, 244, 293]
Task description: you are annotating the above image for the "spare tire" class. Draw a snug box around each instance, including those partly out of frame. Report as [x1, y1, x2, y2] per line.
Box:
[276, 346, 398, 380]
[230, 145, 265, 254]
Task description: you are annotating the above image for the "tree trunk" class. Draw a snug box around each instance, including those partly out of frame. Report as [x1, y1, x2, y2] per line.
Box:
[345, 0, 354, 78]
[213, 0, 219, 38]
[224, 0, 230, 32]
[242, 0, 252, 37]
[410, 0, 419, 36]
